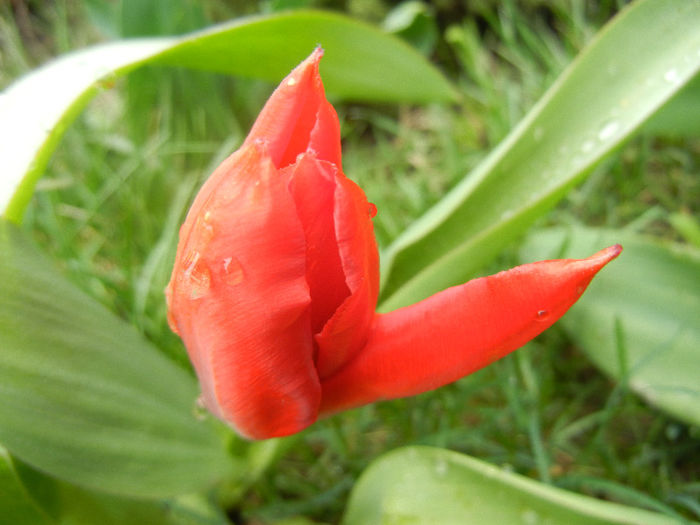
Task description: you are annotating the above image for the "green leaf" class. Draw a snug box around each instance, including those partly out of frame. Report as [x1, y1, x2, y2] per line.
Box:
[0, 447, 54, 525]
[13, 457, 230, 525]
[152, 10, 456, 103]
[669, 211, 700, 247]
[0, 220, 232, 497]
[343, 446, 680, 525]
[643, 71, 700, 137]
[520, 227, 700, 427]
[378, 0, 700, 311]
[0, 10, 456, 224]
[382, 1, 439, 55]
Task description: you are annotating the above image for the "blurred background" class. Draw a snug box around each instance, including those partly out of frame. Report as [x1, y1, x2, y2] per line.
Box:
[1, 1, 698, 523]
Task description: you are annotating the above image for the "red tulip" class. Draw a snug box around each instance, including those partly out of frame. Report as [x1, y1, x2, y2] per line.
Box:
[166, 49, 621, 440]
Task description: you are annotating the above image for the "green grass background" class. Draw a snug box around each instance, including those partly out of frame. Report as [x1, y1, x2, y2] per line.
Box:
[1, 0, 698, 522]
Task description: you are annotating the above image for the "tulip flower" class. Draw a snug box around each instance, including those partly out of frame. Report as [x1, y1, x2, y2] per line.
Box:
[166, 48, 621, 440]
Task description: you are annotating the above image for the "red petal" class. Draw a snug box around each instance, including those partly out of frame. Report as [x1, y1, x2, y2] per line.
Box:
[244, 48, 341, 169]
[309, 96, 343, 169]
[315, 173, 380, 378]
[319, 245, 622, 415]
[287, 153, 350, 335]
[167, 143, 320, 439]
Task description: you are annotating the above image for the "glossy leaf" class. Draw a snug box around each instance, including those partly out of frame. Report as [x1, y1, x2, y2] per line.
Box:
[343, 446, 679, 525]
[520, 227, 700, 427]
[379, 0, 700, 311]
[0, 10, 455, 224]
[0, 220, 232, 497]
[0, 447, 53, 525]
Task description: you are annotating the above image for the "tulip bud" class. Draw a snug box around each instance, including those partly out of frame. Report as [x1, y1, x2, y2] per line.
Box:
[166, 49, 621, 439]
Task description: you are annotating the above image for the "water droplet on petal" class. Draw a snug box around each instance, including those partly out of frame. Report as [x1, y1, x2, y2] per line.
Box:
[253, 137, 269, 150]
[183, 251, 211, 299]
[203, 224, 214, 242]
[223, 256, 245, 286]
[368, 202, 377, 218]
[197, 211, 215, 244]
[180, 250, 196, 276]
[536, 309, 549, 320]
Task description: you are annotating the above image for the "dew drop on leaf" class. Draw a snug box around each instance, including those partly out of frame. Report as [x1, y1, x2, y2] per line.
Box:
[663, 68, 680, 84]
[434, 458, 448, 477]
[193, 395, 208, 421]
[597, 120, 619, 141]
[533, 126, 544, 142]
[521, 508, 540, 525]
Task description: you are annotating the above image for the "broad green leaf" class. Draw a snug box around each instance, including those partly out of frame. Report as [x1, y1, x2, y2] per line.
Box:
[151, 10, 455, 103]
[0, 10, 455, 224]
[378, 0, 700, 311]
[669, 211, 700, 248]
[643, 71, 700, 137]
[0, 447, 54, 525]
[13, 456, 230, 525]
[343, 446, 679, 525]
[0, 220, 232, 497]
[520, 227, 700, 427]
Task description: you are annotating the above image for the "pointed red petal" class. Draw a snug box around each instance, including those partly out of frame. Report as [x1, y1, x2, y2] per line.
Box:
[319, 245, 622, 415]
[309, 96, 343, 168]
[244, 48, 341, 169]
[315, 174, 380, 378]
[287, 153, 350, 335]
[167, 143, 320, 439]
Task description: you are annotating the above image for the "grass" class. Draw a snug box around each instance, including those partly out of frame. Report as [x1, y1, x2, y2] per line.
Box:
[2, 0, 699, 523]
